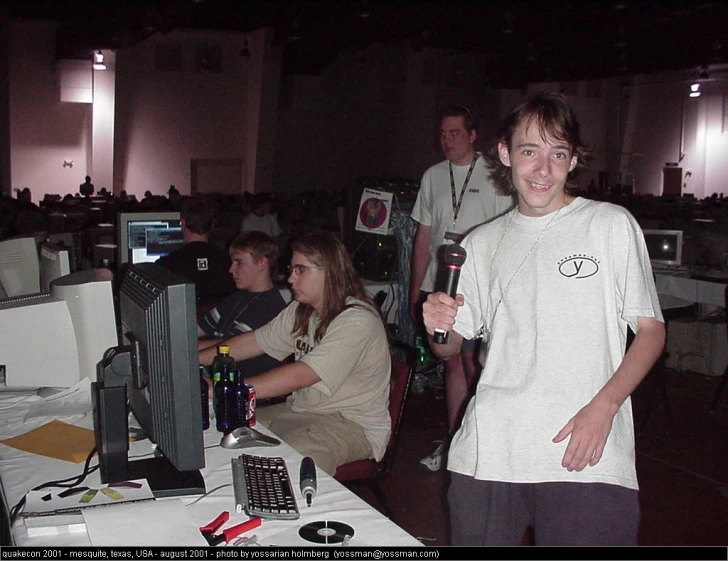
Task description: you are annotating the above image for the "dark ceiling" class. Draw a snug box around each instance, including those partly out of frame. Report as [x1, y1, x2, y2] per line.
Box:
[5, 0, 728, 87]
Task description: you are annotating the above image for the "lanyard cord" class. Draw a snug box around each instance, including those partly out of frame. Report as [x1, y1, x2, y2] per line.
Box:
[449, 153, 479, 227]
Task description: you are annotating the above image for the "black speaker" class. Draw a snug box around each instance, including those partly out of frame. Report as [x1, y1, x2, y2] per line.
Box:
[92, 382, 129, 484]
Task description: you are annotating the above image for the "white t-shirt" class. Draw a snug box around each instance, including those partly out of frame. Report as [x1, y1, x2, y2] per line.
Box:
[254, 298, 391, 461]
[448, 197, 663, 490]
[410, 155, 513, 292]
[241, 213, 282, 238]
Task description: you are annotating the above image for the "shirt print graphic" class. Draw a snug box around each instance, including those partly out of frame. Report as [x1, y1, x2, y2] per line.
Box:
[557, 254, 600, 279]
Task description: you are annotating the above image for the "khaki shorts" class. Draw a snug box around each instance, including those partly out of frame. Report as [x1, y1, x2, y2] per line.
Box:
[256, 403, 372, 476]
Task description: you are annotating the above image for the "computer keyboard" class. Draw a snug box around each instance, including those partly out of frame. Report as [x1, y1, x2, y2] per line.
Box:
[232, 454, 300, 520]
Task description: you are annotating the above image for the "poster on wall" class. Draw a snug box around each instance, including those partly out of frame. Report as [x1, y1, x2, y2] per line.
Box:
[355, 188, 393, 235]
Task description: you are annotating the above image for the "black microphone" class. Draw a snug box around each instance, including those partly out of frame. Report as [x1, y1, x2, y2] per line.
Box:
[299, 456, 317, 507]
[432, 243, 467, 344]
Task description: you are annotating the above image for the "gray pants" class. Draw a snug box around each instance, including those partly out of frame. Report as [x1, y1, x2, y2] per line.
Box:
[256, 403, 372, 476]
[448, 473, 640, 546]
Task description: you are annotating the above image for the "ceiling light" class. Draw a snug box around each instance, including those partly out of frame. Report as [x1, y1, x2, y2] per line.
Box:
[93, 50, 106, 71]
[502, 11, 515, 34]
[357, 0, 372, 19]
[690, 83, 701, 97]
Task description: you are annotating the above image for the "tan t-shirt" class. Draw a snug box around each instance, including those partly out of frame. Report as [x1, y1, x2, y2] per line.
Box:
[254, 298, 391, 461]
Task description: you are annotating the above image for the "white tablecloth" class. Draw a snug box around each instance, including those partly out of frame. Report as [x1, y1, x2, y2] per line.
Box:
[0, 386, 422, 547]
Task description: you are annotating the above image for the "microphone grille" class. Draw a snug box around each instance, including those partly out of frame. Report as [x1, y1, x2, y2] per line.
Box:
[442, 244, 467, 266]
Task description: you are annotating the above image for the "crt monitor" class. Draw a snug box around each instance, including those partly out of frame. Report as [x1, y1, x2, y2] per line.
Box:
[94, 263, 205, 497]
[39, 242, 71, 292]
[0, 236, 40, 298]
[117, 212, 184, 267]
[642, 229, 683, 268]
[0, 268, 118, 388]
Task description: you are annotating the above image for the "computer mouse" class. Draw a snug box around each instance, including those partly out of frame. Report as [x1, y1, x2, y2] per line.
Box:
[219, 426, 281, 449]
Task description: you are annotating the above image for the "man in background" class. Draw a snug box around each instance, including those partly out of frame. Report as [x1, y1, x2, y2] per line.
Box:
[410, 104, 513, 471]
[241, 192, 282, 240]
[156, 196, 236, 310]
[79, 176, 94, 197]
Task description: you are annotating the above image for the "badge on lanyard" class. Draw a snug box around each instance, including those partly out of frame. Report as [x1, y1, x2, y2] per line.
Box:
[443, 231, 464, 245]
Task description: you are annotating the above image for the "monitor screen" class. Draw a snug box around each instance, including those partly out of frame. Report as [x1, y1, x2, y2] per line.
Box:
[642, 229, 683, 268]
[94, 263, 205, 497]
[117, 212, 184, 267]
[0, 236, 40, 298]
[39, 242, 71, 292]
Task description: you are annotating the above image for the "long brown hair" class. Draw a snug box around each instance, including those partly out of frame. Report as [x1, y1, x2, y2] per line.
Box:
[291, 231, 378, 342]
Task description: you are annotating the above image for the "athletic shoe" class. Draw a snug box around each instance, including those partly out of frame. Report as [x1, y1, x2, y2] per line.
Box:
[419, 440, 446, 471]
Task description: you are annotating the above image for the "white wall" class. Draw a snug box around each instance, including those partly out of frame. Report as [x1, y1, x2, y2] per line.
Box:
[9, 20, 91, 198]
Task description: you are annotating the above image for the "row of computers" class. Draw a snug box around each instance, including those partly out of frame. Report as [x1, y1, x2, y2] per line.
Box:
[0, 211, 187, 299]
[0, 212, 208, 498]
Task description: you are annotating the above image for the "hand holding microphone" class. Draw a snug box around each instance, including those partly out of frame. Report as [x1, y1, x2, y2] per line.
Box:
[431, 244, 467, 344]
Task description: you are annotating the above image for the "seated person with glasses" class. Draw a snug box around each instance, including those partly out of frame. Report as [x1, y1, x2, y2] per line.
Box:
[199, 230, 391, 475]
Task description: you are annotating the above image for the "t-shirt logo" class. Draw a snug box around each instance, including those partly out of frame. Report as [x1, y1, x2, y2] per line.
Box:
[196, 257, 209, 271]
[557, 254, 600, 279]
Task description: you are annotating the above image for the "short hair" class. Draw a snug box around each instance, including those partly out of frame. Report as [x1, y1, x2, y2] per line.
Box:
[291, 231, 377, 342]
[181, 197, 216, 234]
[440, 104, 478, 133]
[485, 92, 591, 195]
[229, 231, 279, 268]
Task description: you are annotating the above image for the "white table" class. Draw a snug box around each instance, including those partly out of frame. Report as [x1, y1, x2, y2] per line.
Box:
[0, 387, 422, 547]
[654, 272, 727, 377]
[655, 272, 726, 310]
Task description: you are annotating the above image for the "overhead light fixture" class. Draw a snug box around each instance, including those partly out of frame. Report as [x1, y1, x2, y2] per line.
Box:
[690, 83, 701, 98]
[93, 50, 106, 70]
[357, 0, 372, 19]
[287, 20, 302, 43]
[239, 36, 250, 57]
[502, 11, 515, 34]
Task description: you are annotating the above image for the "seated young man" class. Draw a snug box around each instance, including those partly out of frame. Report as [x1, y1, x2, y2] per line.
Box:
[198, 231, 288, 380]
[199, 231, 391, 476]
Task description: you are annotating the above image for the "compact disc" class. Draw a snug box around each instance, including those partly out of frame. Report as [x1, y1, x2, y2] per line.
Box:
[298, 520, 355, 544]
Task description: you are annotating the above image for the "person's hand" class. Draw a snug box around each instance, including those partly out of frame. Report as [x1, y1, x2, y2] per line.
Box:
[552, 398, 617, 472]
[422, 292, 463, 337]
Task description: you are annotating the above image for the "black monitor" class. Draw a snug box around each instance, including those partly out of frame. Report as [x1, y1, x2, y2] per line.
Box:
[117, 212, 185, 267]
[94, 263, 205, 497]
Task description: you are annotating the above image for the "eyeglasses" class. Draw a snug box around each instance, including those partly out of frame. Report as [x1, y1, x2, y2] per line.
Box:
[287, 264, 323, 276]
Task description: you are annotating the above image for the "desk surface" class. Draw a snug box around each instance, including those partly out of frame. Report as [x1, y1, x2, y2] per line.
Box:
[0, 389, 422, 547]
[655, 271, 727, 310]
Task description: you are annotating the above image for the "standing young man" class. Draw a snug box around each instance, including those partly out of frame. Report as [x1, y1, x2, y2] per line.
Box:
[410, 104, 512, 470]
[423, 92, 665, 545]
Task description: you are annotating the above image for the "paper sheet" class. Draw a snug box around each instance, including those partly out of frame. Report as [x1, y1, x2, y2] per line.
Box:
[25, 378, 93, 420]
[0, 419, 96, 463]
[83, 499, 208, 546]
[24, 480, 155, 516]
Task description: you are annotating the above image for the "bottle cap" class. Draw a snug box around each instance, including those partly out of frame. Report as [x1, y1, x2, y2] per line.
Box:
[219, 345, 230, 354]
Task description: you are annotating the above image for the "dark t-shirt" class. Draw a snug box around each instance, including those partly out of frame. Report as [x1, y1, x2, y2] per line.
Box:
[156, 241, 236, 305]
[198, 288, 288, 378]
